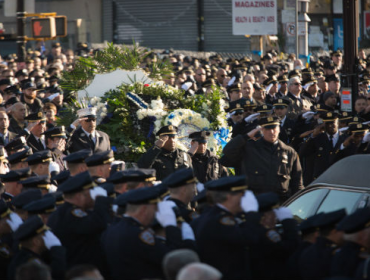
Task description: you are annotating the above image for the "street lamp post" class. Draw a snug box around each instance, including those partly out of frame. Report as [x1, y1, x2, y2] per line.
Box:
[16, 0, 26, 62]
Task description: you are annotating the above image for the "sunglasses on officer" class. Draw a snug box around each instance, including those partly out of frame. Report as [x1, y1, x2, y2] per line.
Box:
[85, 118, 97, 123]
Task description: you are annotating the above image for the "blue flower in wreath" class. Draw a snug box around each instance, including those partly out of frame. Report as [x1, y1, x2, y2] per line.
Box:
[168, 113, 175, 119]
[167, 121, 172, 125]
[188, 116, 192, 120]
[111, 146, 117, 152]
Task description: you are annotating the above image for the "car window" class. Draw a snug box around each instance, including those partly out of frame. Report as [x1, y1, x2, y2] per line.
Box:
[317, 189, 363, 214]
[287, 188, 328, 221]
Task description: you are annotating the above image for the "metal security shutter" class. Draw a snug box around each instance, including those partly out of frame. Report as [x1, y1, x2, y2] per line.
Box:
[203, 0, 251, 53]
[102, 0, 113, 42]
[114, 0, 198, 50]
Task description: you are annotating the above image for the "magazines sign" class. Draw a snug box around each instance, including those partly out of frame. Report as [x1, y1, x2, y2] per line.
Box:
[232, 0, 278, 35]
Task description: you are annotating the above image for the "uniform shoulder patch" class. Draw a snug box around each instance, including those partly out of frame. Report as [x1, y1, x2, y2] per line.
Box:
[71, 208, 88, 218]
[220, 216, 236, 226]
[266, 230, 282, 243]
[139, 230, 155, 245]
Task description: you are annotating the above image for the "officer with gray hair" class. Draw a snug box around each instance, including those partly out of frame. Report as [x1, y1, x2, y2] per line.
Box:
[176, 263, 222, 280]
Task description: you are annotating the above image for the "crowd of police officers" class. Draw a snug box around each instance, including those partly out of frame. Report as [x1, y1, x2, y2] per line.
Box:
[0, 43, 370, 280]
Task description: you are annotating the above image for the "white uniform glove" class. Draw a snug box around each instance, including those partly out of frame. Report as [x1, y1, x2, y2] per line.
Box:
[240, 190, 259, 213]
[274, 207, 293, 221]
[181, 222, 195, 241]
[6, 212, 23, 232]
[155, 201, 177, 227]
[49, 162, 60, 174]
[42, 230, 62, 249]
[363, 132, 370, 143]
[89, 187, 107, 200]
[302, 111, 315, 120]
[244, 113, 260, 123]
[196, 182, 204, 193]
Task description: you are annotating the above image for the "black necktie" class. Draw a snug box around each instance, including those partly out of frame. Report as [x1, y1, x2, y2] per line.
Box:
[89, 134, 95, 149]
[38, 138, 44, 149]
[329, 135, 334, 150]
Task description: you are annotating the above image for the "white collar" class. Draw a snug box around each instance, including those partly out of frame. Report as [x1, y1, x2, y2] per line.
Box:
[82, 128, 96, 138]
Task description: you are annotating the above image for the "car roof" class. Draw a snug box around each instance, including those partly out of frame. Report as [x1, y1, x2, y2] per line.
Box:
[309, 154, 370, 189]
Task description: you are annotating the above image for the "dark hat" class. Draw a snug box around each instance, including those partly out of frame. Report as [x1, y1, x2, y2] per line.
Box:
[302, 76, 317, 87]
[44, 191, 64, 206]
[12, 189, 42, 210]
[189, 131, 211, 144]
[348, 116, 365, 126]
[5, 137, 28, 153]
[323, 91, 336, 102]
[336, 207, 370, 233]
[202, 79, 215, 88]
[7, 147, 32, 165]
[163, 168, 197, 188]
[15, 69, 28, 78]
[4, 85, 22, 95]
[0, 79, 11, 86]
[85, 150, 115, 167]
[205, 175, 247, 192]
[64, 149, 92, 164]
[288, 69, 302, 79]
[21, 81, 37, 90]
[153, 183, 170, 199]
[302, 67, 314, 75]
[108, 169, 156, 184]
[0, 200, 11, 218]
[323, 60, 336, 70]
[226, 100, 244, 114]
[338, 111, 353, 122]
[256, 192, 280, 212]
[100, 182, 116, 198]
[253, 83, 264, 91]
[24, 111, 46, 123]
[43, 126, 67, 139]
[13, 215, 48, 241]
[321, 111, 339, 122]
[52, 42, 61, 48]
[227, 83, 241, 93]
[348, 123, 369, 135]
[156, 125, 178, 137]
[26, 150, 52, 166]
[313, 103, 329, 113]
[299, 213, 323, 234]
[58, 171, 96, 194]
[115, 187, 161, 205]
[263, 53, 273, 60]
[259, 116, 281, 128]
[273, 98, 290, 109]
[5, 96, 20, 107]
[23, 196, 56, 215]
[326, 74, 340, 83]
[21, 175, 52, 191]
[313, 209, 347, 230]
[0, 168, 31, 182]
[51, 170, 70, 186]
[314, 69, 325, 77]
[262, 76, 278, 87]
[243, 99, 257, 109]
[255, 104, 273, 113]
[277, 75, 289, 83]
[331, 50, 343, 57]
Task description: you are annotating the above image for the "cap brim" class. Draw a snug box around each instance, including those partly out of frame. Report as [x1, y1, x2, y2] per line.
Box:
[261, 123, 280, 128]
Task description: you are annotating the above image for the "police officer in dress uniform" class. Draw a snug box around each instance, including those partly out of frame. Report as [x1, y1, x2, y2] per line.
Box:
[102, 187, 184, 280]
[8, 215, 66, 280]
[7, 147, 32, 171]
[137, 125, 192, 181]
[44, 126, 68, 172]
[299, 111, 348, 182]
[63, 149, 91, 177]
[163, 168, 198, 223]
[188, 131, 228, 183]
[299, 209, 346, 280]
[193, 176, 261, 280]
[221, 116, 304, 202]
[24, 112, 47, 153]
[47, 171, 112, 274]
[68, 108, 110, 154]
[0, 168, 32, 202]
[85, 150, 115, 184]
[273, 98, 296, 145]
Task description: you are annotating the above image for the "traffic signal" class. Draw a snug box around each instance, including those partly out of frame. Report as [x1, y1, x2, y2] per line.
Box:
[55, 16, 67, 37]
[31, 17, 56, 38]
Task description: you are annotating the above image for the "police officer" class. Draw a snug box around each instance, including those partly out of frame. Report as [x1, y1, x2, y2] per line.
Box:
[20, 175, 53, 195]
[85, 150, 115, 184]
[63, 149, 92, 176]
[273, 99, 295, 145]
[137, 125, 192, 180]
[194, 176, 260, 280]
[0, 168, 32, 201]
[299, 209, 346, 280]
[7, 147, 32, 171]
[102, 187, 184, 280]
[163, 168, 198, 223]
[299, 112, 347, 182]
[44, 126, 68, 172]
[8, 215, 66, 280]
[25, 150, 52, 176]
[188, 131, 228, 183]
[68, 108, 110, 154]
[47, 171, 112, 273]
[24, 112, 47, 153]
[221, 116, 304, 201]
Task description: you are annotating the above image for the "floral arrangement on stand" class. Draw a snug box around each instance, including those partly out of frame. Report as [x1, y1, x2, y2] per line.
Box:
[58, 42, 231, 162]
